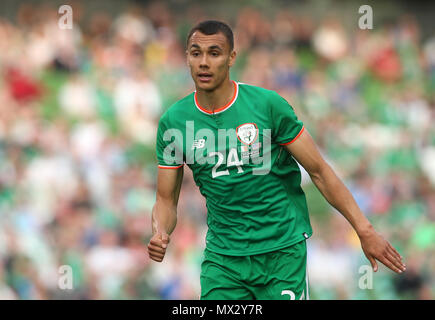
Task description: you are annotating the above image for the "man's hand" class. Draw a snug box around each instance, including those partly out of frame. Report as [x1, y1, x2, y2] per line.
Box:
[148, 231, 170, 262]
[359, 229, 406, 274]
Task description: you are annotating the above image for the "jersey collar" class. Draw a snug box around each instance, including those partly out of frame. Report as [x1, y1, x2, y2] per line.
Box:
[194, 80, 238, 115]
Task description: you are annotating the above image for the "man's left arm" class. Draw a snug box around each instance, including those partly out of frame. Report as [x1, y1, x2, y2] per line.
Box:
[285, 128, 406, 274]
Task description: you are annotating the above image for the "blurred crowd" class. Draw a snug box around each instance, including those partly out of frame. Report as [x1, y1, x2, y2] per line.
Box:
[0, 1, 434, 300]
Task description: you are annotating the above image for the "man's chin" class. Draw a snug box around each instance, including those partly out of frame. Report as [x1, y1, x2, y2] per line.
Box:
[196, 81, 216, 92]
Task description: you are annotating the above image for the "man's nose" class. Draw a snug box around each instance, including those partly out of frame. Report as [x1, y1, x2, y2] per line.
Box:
[199, 55, 209, 68]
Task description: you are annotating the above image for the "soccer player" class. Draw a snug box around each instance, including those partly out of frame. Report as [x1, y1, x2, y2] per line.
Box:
[147, 20, 406, 300]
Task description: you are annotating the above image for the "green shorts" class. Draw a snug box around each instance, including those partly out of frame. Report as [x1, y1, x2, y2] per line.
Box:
[200, 240, 309, 300]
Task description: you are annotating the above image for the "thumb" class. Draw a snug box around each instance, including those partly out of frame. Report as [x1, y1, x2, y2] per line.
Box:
[368, 256, 378, 272]
[161, 232, 169, 248]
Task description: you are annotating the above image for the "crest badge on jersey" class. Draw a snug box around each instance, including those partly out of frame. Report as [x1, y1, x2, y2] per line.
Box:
[236, 123, 258, 145]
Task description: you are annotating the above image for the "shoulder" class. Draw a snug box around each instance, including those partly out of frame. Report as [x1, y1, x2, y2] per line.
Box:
[158, 92, 195, 126]
[238, 82, 291, 113]
[237, 82, 276, 97]
[237, 82, 284, 105]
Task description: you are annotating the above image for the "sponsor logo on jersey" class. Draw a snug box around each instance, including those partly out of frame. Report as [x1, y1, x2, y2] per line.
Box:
[241, 142, 262, 159]
[236, 123, 258, 145]
[191, 139, 205, 150]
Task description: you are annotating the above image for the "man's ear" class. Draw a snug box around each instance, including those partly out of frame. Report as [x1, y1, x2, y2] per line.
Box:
[186, 50, 190, 66]
[229, 50, 237, 67]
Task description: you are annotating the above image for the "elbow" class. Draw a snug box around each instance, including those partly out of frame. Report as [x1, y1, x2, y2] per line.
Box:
[307, 160, 329, 182]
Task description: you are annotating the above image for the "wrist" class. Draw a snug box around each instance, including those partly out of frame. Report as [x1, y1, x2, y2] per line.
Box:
[356, 222, 375, 238]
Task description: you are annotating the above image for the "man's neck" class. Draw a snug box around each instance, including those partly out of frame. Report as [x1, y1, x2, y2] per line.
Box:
[195, 79, 235, 112]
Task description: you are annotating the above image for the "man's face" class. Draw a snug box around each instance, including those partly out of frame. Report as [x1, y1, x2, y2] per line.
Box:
[187, 31, 236, 92]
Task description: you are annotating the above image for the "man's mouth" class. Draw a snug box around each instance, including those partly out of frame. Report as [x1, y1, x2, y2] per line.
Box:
[198, 73, 213, 82]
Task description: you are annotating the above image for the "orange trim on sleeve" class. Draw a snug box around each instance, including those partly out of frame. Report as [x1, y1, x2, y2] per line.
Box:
[278, 126, 305, 146]
[158, 164, 184, 169]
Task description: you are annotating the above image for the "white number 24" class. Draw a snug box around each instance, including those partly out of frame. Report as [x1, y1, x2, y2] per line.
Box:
[209, 149, 244, 179]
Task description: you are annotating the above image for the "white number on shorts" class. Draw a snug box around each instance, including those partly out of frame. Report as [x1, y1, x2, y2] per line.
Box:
[281, 289, 305, 300]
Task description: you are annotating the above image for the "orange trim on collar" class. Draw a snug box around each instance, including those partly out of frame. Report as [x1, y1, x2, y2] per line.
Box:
[194, 81, 238, 115]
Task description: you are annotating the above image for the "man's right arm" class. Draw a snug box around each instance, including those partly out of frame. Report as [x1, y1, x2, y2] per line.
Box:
[148, 166, 184, 262]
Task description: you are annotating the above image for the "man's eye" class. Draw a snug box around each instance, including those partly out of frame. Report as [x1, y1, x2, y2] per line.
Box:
[211, 52, 219, 56]
[192, 52, 200, 57]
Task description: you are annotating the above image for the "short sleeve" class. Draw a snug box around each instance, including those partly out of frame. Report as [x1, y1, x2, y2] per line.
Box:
[269, 91, 304, 145]
[156, 113, 184, 169]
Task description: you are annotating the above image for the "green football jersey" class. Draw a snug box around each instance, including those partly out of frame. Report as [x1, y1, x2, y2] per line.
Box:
[156, 80, 312, 256]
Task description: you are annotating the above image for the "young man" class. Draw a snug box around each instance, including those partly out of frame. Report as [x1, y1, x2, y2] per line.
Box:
[147, 20, 406, 300]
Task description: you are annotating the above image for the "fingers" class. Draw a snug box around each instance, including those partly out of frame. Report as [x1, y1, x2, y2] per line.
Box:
[374, 247, 405, 274]
[148, 243, 166, 254]
[149, 250, 164, 260]
[387, 243, 403, 261]
[148, 244, 166, 262]
[149, 253, 164, 262]
[367, 247, 406, 274]
[149, 237, 164, 247]
[361, 231, 406, 274]
[149, 232, 170, 247]
[367, 255, 378, 272]
[161, 232, 170, 249]
[378, 254, 404, 274]
[148, 232, 170, 262]
[386, 247, 406, 272]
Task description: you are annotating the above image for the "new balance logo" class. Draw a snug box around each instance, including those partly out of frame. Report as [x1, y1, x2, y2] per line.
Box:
[191, 139, 205, 150]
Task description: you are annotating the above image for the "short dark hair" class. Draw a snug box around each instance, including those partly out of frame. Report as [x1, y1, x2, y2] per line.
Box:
[186, 20, 234, 51]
